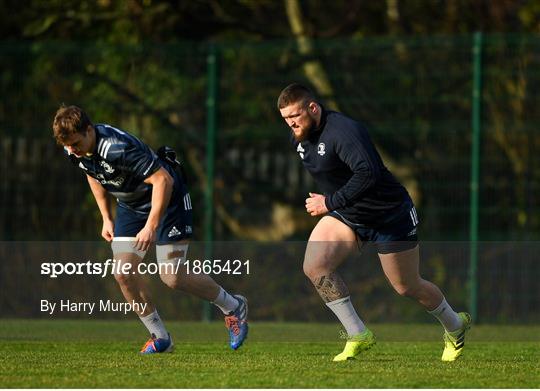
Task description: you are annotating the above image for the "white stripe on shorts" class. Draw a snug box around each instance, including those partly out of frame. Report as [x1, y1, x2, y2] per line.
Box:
[184, 193, 192, 210]
[410, 207, 419, 226]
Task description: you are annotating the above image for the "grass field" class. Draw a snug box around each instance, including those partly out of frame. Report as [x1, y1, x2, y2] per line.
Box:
[1, 319, 538, 388]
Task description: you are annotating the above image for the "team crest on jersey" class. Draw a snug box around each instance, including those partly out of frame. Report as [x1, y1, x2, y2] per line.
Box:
[317, 142, 326, 156]
[98, 174, 124, 187]
[296, 143, 305, 159]
[99, 160, 115, 174]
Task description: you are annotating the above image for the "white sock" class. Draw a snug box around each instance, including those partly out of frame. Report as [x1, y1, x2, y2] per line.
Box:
[326, 296, 366, 336]
[212, 287, 239, 314]
[428, 298, 462, 332]
[139, 310, 168, 339]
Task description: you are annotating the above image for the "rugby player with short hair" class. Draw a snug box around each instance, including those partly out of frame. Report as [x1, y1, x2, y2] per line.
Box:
[277, 83, 470, 362]
[52, 105, 248, 353]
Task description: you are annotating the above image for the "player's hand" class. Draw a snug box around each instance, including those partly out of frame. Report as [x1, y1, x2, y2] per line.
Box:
[305, 192, 329, 216]
[101, 219, 114, 242]
[134, 225, 156, 252]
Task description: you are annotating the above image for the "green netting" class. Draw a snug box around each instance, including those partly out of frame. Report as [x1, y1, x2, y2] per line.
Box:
[1, 35, 539, 322]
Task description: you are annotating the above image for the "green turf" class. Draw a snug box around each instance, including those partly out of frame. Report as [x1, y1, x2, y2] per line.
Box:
[0, 320, 538, 388]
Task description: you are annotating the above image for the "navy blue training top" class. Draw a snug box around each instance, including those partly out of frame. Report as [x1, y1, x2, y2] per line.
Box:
[291, 109, 411, 226]
[66, 124, 162, 212]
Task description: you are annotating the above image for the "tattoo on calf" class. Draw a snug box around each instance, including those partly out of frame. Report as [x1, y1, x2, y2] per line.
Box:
[313, 272, 349, 303]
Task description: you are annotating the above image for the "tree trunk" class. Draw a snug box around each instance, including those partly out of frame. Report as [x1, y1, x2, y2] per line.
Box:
[284, 0, 420, 202]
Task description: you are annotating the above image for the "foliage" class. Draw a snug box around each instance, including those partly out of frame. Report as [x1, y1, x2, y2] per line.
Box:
[1, 2, 540, 324]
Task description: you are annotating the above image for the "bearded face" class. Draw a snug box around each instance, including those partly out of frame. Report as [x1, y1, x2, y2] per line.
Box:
[280, 102, 318, 142]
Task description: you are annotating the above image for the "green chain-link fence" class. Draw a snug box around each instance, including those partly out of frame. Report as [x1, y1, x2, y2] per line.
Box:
[1, 34, 539, 322]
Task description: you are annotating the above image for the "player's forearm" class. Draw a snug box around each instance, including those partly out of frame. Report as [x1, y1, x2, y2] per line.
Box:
[145, 175, 173, 230]
[87, 176, 113, 222]
[325, 171, 378, 211]
[94, 195, 113, 222]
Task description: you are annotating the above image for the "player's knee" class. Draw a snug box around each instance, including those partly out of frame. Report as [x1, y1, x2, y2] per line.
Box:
[303, 261, 319, 280]
[160, 272, 183, 290]
[392, 282, 421, 298]
[303, 262, 332, 283]
[304, 242, 348, 280]
[302, 261, 312, 277]
[156, 243, 188, 291]
[113, 271, 136, 287]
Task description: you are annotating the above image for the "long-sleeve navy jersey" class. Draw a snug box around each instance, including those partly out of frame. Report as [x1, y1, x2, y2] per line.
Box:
[292, 110, 411, 226]
[66, 124, 162, 212]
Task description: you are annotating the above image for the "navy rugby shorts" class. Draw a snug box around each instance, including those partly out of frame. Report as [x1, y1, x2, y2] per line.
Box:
[114, 162, 193, 244]
[328, 201, 419, 254]
[114, 193, 193, 244]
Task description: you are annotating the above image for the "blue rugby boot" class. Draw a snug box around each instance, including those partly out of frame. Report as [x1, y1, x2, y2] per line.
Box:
[140, 333, 174, 354]
[224, 295, 248, 350]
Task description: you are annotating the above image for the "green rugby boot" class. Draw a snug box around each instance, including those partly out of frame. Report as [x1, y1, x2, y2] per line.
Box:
[333, 328, 376, 362]
[441, 312, 472, 362]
